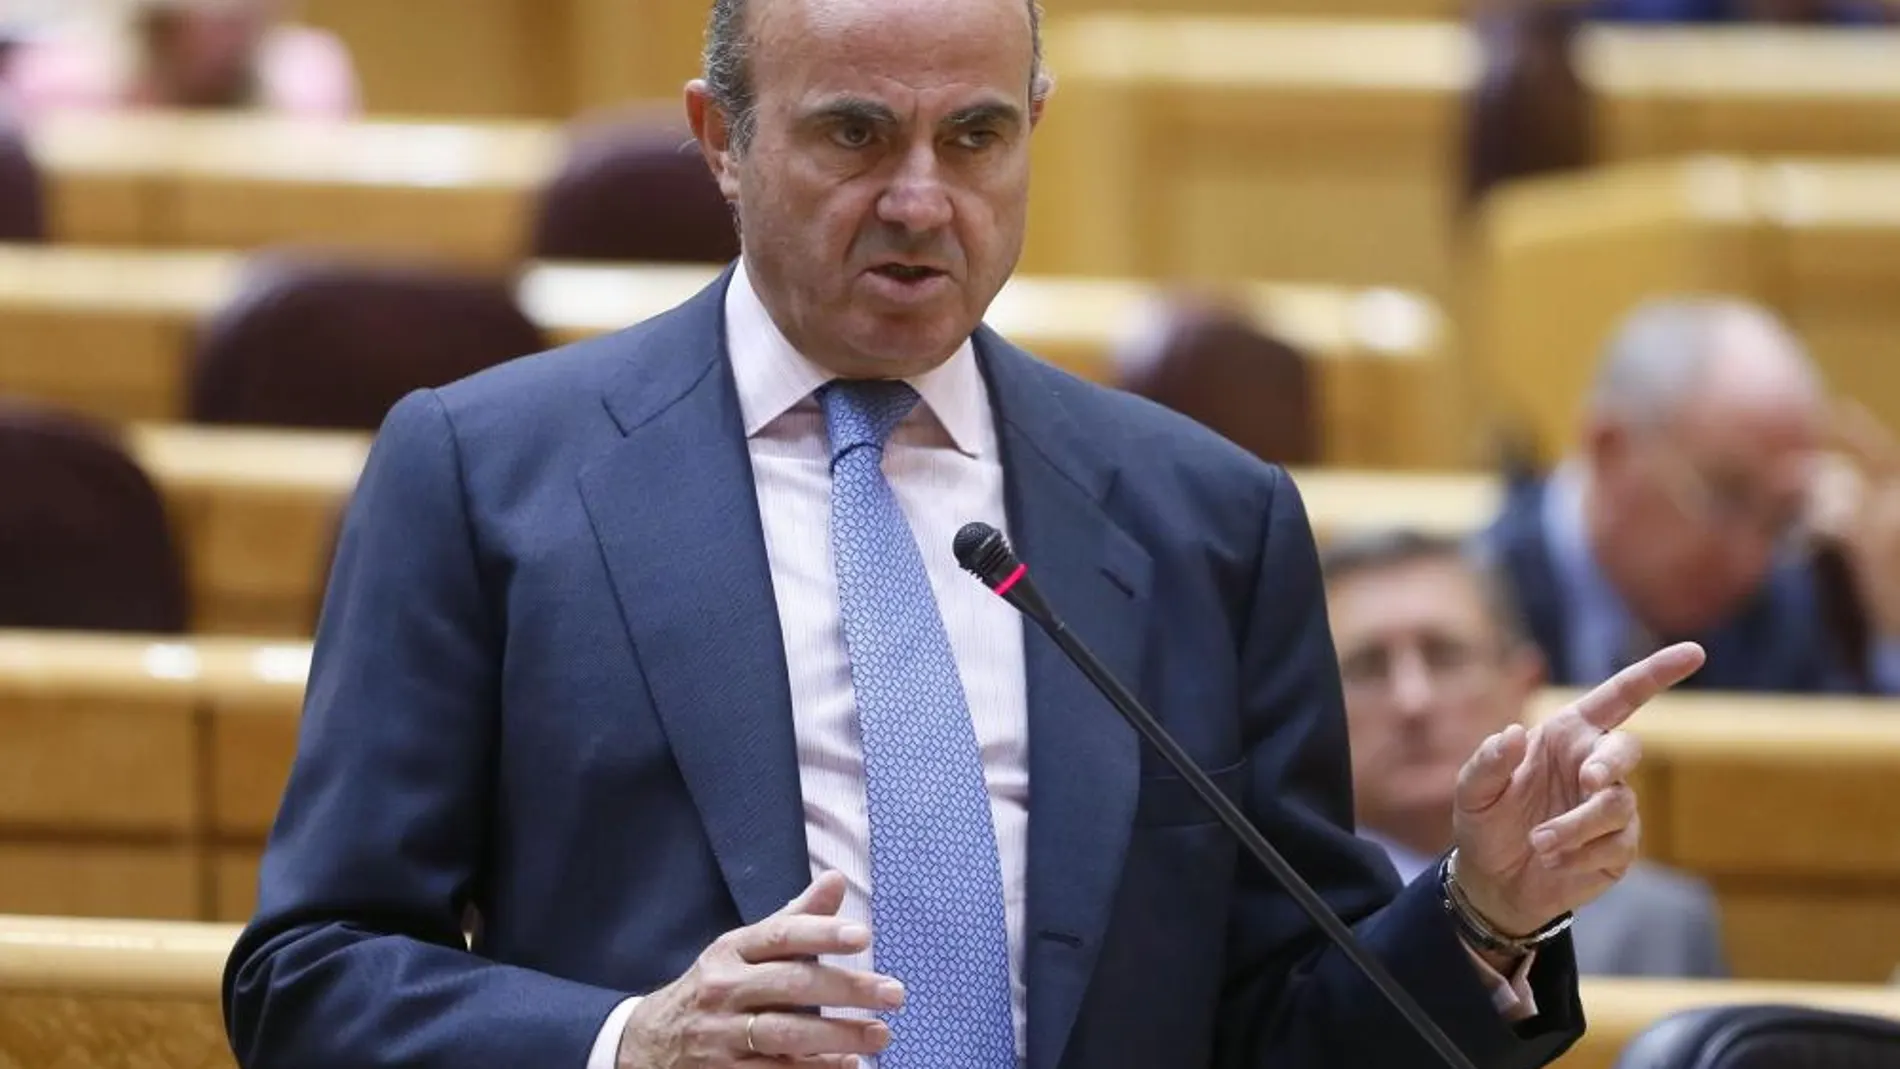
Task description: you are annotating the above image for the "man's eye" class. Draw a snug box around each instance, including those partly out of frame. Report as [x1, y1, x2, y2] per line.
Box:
[956, 129, 999, 150]
[833, 123, 874, 148]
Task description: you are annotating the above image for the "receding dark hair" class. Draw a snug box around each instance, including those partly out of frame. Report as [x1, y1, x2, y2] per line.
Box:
[703, 0, 1052, 154]
[1318, 528, 1530, 646]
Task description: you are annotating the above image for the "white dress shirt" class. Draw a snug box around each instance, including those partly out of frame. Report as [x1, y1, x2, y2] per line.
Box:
[587, 260, 1029, 1068]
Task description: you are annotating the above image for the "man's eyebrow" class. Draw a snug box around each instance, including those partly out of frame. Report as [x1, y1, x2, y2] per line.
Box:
[942, 101, 1024, 130]
[800, 97, 901, 126]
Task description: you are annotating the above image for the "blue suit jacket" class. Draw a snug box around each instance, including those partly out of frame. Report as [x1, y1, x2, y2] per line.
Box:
[223, 271, 1584, 1069]
[1483, 477, 1854, 692]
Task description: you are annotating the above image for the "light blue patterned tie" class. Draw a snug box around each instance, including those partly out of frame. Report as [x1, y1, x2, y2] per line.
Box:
[820, 379, 1016, 1069]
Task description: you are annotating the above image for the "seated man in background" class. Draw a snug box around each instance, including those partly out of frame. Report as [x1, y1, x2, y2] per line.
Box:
[1588, 0, 1893, 23]
[1483, 296, 1900, 694]
[1324, 528, 1729, 979]
[3, 0, 357, 120]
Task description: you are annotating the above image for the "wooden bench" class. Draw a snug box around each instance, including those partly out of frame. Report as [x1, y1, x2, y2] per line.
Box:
[29, 112, 561, 268]
[0, 246, 1452, 469]
[0, 632, 305, 921]
[1024, 18, 1900, 297]
[123, 410, 1492, 638]
[4, 628, 1896, 986]
[1, 914, 1893, 1069]
[0, 915, 232, 1069]
[1472, 156, 1900, 461]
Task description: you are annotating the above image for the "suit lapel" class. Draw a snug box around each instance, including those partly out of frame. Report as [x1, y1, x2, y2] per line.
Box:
[577, 271, 810, 926]
[980, 333, 1152, 1069]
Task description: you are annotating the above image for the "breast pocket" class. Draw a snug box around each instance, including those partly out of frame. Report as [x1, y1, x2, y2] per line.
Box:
[1133, 758, 1248, 828]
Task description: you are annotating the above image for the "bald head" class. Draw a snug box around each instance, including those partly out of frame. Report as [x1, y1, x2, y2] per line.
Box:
[1581, 297, 1829, 638]
[703, 0, 1050, 154]
[1586, 297, 1825, 432]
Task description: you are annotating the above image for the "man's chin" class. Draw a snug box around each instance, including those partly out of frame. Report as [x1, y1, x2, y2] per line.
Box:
[840, 315, 973, 376]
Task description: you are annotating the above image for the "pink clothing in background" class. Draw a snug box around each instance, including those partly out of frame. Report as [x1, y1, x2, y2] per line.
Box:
[3, 24, 359, 121]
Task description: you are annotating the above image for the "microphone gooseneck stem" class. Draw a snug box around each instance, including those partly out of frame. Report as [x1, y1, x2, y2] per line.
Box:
[1037, 616, 1483, 1069]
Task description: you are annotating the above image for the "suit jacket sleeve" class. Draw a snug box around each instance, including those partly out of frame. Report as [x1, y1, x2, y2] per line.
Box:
[1214, 468, 1585, 1069]
[221, 390, 627, 1069]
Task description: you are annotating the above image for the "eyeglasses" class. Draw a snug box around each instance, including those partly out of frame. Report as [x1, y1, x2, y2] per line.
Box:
[1338, 634, 1506, 699]
[1639, 433, 1811, 550]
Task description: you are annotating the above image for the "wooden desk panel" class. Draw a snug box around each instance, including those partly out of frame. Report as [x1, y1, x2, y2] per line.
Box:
[1028, 17, 1900, 302]
[0, 915, 233, 1068]
[126, 423, 369, 636]
[0, 845, 200, 921]
[3, 914, 1897, 1069]
[1026, 17, 1471, 295]
[1715, 886, 1900, 985]
[0, 633, 303, 920]
[208, 695, 306, 843]
[0, 633, 200, 835]
[30, 113, 560, 266]
[214, 850, 264, 925]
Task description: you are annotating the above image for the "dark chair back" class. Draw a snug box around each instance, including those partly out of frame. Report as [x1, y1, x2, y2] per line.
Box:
[1461, 0, 1597, 211]
[1113, 298, 1321, 467]
[188, 254, 549, 431]
[531, 117, 739, 265]
[1615, 1004, 1900, 1069]
[0, 119, 47, 241]
[0, 401, 189, 632]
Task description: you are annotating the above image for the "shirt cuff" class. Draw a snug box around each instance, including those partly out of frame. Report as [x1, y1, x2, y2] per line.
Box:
[1870, 637, 1900, 693]
[1462, 943, 1539, 1022]
[586, 996, 642, 1069]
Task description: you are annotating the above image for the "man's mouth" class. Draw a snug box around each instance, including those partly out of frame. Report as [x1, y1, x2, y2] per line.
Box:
[871, 263, 946, 283]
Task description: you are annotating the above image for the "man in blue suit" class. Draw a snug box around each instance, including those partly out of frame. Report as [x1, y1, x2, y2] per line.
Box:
[221, 1, 1703, 1066]
[1482, 296, 1900, 694]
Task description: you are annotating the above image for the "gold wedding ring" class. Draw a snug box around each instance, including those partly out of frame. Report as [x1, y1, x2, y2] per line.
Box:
[746, 1013, 760, 1055]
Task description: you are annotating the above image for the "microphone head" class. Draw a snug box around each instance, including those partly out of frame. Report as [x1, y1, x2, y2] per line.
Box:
[954, 521, 1018, 589]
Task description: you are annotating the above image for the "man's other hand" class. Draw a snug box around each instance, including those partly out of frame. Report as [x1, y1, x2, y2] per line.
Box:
[617, 872, 905, 1068]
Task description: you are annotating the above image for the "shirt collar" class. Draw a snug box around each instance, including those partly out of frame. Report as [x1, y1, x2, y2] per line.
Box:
[723, 258, 990, 458]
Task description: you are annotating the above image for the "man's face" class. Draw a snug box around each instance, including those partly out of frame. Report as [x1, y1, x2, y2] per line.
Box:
[689, 0, 1040, 378]
[1589, 388, 1820, 638]
[146, 1, 277, 105]
[1328, 557, 1542, 840]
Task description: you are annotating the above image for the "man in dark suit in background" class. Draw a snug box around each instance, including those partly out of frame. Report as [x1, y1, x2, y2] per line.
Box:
[1588, 0, 1892, 23]
[1322, 529, 1728, 980]
[1482, 296, 1900, 694]
[220, 1, 1704, 1067]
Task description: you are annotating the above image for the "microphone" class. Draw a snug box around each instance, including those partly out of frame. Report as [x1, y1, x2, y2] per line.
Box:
[954, 522, 1481, 1069]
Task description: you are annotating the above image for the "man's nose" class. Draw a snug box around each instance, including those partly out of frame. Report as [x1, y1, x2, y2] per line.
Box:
[877, 142, 954, 233]
[1388, 648, 1439, 719]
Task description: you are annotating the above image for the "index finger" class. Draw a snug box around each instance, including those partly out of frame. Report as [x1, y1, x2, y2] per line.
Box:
[1571, 642, 1704, 732]
[732, 914, 873, 964]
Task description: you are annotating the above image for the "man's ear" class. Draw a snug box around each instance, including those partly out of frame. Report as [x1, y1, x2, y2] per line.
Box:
[686, 80, 742, 203]
[1028, 73, 1054, 129]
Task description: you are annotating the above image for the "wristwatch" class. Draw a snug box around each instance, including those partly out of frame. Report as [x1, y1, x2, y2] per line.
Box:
[1438, 849, 1574, 956]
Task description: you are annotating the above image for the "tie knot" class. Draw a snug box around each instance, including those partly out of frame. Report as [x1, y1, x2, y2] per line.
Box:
[820, 379, 921, 463]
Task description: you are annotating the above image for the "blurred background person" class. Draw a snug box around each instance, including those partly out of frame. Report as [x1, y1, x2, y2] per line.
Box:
[2, 0, 356, 121]
[1480, 296, 1900, 694]
[1588, 0, 1895, 23]
[1323, 527, 1730, 979]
